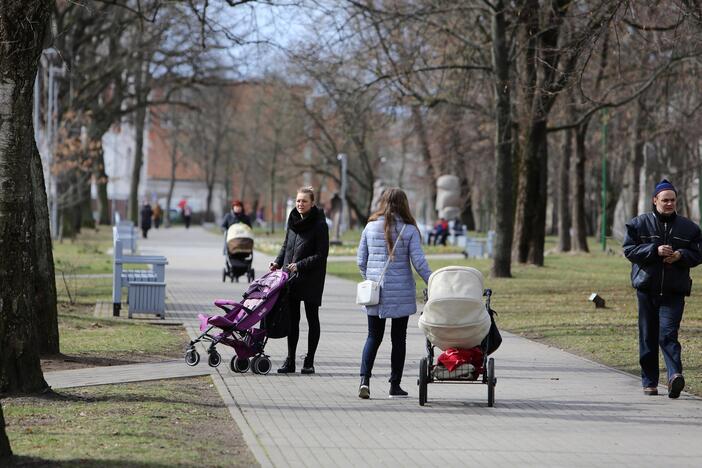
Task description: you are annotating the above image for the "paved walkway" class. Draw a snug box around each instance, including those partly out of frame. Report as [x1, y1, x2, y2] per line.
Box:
[46, 226, 702, 467]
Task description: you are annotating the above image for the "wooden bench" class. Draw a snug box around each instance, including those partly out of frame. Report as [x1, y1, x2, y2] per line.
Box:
[112, 236, 168, 319]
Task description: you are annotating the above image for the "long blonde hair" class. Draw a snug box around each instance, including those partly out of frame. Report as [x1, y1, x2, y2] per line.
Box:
[368, 188, 419, 259]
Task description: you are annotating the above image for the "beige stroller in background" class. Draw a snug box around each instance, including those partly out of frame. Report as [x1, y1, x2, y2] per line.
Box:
[223, 223, 255, 283]
[418, 266, 499, 407]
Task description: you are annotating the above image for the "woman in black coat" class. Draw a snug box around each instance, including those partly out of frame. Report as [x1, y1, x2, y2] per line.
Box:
[140, 201, 153, 239]
[269, 186, 329, 374]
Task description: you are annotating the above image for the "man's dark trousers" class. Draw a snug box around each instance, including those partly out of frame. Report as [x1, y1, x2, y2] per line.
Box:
[636, 290, 684, 387]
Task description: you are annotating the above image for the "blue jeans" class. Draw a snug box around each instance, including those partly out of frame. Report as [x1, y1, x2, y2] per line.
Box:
[360, 315, 409, 384]
[636, 291, 684, 387]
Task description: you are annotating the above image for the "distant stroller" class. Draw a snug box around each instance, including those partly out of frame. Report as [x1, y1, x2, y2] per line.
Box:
[185, 269, 290, 375]
[417, 266, 500, 407]
[223, 223, 255, 283]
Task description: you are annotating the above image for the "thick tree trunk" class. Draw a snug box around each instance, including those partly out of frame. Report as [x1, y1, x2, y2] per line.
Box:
[514, 120, 546, 265]
[557, 129, 572, 251]
[571, 121, 590, 252]
[0, 0, 51, 397]
[411, 105, 438, 210]
[527, 127, 548, 265]
[490, 0, 513, 278]
[31, 142, 59, 355]
[0, 403, 10, 458]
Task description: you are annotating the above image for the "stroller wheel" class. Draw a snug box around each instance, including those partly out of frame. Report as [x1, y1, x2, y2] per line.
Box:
[418, 357, 428, 406]
[230, 356, 251, 373]
[251, 356, 272, 375]
[208, 350, 222, 368]
[487, 357, 496, 407]
[185, 349, 200, 367]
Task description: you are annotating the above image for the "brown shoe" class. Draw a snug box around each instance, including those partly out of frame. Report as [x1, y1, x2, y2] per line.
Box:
[668, 374, 685, 399]
[643, 386, 658, 396]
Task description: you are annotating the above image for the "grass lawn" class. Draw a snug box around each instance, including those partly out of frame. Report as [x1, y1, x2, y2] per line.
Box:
[0, 229, 257, 466]
[252, 227, 464, 257]
[327, 237, 702, 396]
[53, 228, 114, 275]
[3, 377, 257, 467]
[41, 303, 189, 372]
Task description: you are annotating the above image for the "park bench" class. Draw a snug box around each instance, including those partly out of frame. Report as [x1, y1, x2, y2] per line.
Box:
[113, 212, 137, 253]
[462, 230, 496, 259]
[112, 231, 168, 319]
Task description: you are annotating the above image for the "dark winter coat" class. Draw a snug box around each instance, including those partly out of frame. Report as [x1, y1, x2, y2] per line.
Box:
[221, 211, 252, 230]
[623, 210, 702, 296]
[275, 205, 329, 306]
[140, 204, 153, 230]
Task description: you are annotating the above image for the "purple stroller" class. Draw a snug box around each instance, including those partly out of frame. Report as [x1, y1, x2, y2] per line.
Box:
[184, 269, 289, 375]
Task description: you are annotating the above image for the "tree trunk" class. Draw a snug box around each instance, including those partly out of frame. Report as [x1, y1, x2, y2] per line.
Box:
[31, 141, 60, 355]
[571, 120, 590, 252]
[514, 119, 546, 265]
[630, 99, 645, 217]
[129, 58, 147, 224]
[411, 105, 438, 210]
[557, 128, 572, 251]
[0, 402, 10, 458]
[0, 0, 51, 397]
[527, 126, 548, 265]
[165, 118, 180, 228]
[490, 0, 514, 278]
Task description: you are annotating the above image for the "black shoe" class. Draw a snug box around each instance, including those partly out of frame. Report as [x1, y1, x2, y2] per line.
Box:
[277, 357, 295, 373]
[301, 355, 315, 374]
[668, 374, 685, 399]
[358, 377, 370, 399]
[389, 383, 408, 399]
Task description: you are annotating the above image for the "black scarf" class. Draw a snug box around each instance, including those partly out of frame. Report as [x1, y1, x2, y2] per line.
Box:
[288, 205, 322, 233]
[653, 206, 676, 224]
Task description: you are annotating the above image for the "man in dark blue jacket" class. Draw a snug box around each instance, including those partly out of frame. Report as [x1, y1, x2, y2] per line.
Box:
[623, 179, 702, 398]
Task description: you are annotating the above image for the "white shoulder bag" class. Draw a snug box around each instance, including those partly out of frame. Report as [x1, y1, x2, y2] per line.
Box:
[356, 224, 407, 306]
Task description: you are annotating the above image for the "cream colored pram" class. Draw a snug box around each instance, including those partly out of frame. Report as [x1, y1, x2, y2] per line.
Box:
[417, 266, 499, 407]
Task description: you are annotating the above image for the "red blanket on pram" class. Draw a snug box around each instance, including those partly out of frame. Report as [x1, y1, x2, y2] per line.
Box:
[437, 347, 483, 372]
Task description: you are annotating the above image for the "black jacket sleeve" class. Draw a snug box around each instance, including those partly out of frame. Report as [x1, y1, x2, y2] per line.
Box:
[275, 229, 289, 267]
[677, 224, 702, 268]
[296, 220, 329, 273]
[623, 220, 659, 265]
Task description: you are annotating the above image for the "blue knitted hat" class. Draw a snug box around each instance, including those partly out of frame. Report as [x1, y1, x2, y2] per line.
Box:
[653, 179, 676, 198]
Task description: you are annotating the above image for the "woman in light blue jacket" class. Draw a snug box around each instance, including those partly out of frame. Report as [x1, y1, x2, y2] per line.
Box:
[357, 188, 431, 399]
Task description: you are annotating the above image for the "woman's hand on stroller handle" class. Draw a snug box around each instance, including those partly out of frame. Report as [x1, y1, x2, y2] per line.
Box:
[269, 262, 279, 271]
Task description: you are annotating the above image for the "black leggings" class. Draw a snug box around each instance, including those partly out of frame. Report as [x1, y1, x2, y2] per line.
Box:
[287, 298, 320, 360]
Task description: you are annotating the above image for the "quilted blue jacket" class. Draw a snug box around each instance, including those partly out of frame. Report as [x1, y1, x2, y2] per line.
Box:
[357, 216, 432, 318]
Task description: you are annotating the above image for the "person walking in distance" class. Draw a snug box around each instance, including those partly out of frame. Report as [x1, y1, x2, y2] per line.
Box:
[140, 200, 153, 239]
[270, 187, 329, 374]
[623, 179, 702, 398]
[356, 188, 431, 399]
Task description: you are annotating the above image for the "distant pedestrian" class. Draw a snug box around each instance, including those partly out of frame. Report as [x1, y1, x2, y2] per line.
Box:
[356, 187, 431, 399]
[269, 186, 329, 375]
[221, 200, 252, 230]
[182, 204, 192, 229]
[152, 203, 163, 229]
[140, 200, 153, 239]
[623, 179, 702, 398]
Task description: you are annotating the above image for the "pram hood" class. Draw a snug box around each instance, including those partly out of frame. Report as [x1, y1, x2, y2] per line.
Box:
[418, 266, 490, 350]
[226, 223, 254, 241]
[227, 223, 254, 254]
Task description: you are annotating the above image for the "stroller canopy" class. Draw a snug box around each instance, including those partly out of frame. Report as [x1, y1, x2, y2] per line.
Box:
[227, 223, 254, 254]
[419, 266, 490, 350]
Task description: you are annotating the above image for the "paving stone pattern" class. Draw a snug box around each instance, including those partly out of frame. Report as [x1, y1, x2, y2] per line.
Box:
[47, 226, 702, 467]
